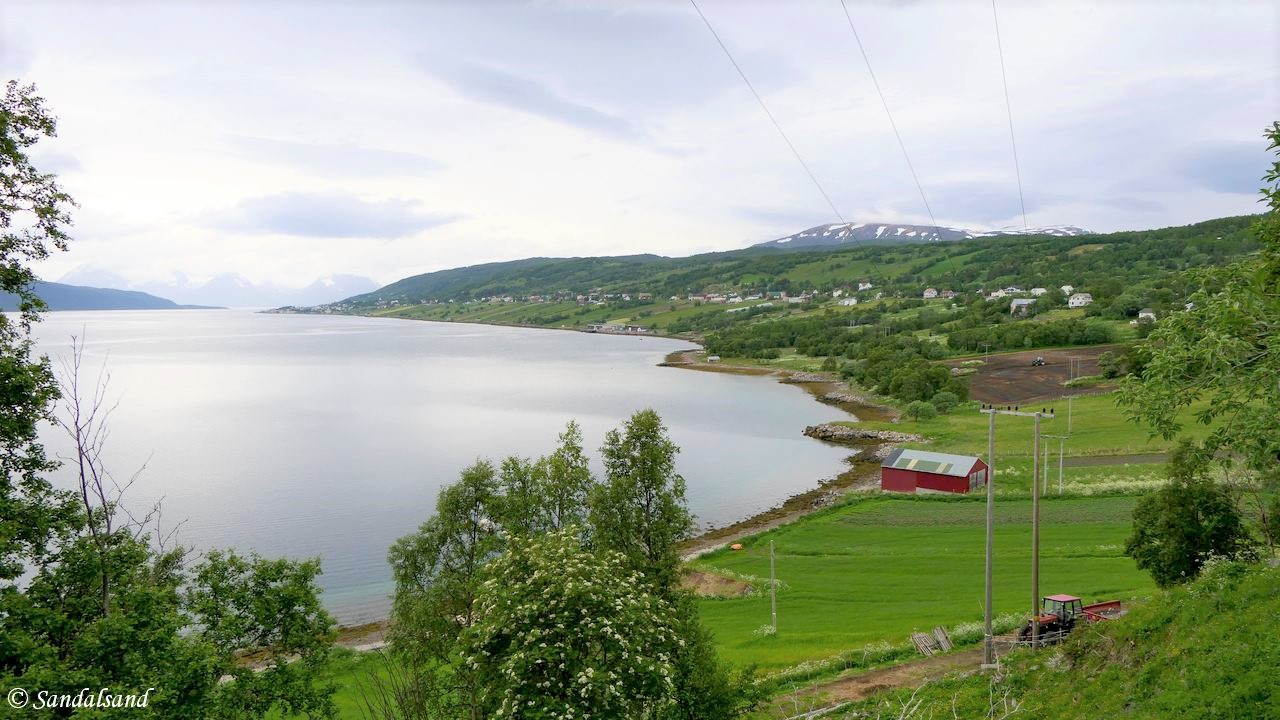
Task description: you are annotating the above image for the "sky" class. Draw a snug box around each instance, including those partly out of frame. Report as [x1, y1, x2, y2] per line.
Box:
[2, 0, 1277, 289]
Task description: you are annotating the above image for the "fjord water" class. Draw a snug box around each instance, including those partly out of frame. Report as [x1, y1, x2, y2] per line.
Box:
[31, 310, 851, 623]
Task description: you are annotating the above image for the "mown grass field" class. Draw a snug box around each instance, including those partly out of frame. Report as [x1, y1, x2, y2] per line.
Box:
[692, 495, 1152, 670]
[856, 392, 1210, 461]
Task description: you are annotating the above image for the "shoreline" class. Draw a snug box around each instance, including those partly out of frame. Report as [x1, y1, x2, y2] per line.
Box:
[325, 316, 904, 649]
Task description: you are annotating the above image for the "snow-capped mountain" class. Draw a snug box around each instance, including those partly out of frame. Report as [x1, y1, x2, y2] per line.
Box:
[753, 222, 1091, 250]
[56, 266, 379, 308]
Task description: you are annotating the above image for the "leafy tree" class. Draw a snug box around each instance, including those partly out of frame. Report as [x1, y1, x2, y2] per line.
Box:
[589, 409, 694, 590]
[905, 400, 937, 421]
[1125, 446, 1254, 587]
[387, 460, 503, 718]
[461, 528, 679, 719]
[1119, 122, 1280, 475]
[538, 420, 594, 534]
[929, 391, 959, 414]
[1097, 350, 1122, 379]
[0, 80, 78, 587]
[496, 455, 543, 537]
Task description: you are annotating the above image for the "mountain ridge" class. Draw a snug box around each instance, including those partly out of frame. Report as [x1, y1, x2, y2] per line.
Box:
[755, 221, 1090, 249]
[57, 267, 379, 307]
[0, 280, 218, 312]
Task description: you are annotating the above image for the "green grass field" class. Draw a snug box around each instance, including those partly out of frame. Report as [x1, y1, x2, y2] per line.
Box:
[693, 495, 1152, 671]
[854, 392, 1209, 462]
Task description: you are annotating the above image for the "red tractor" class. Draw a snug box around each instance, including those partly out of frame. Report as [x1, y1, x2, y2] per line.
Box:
[1017, 594, 1124, 644]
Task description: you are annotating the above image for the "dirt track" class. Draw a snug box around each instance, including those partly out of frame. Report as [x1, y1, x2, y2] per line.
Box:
[764, 648, 985, 718]
[947, 345, 1121, 404]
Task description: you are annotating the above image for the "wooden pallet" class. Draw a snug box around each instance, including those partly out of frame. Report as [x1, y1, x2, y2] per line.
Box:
[911, 632, 939, 656]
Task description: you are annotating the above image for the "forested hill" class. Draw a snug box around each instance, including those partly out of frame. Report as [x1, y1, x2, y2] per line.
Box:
[331, 215, 1258, 308]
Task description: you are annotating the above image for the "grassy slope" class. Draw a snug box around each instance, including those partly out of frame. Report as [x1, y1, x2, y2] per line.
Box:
[840, 560, 1280, 719]
[693, 495, 1152, 671]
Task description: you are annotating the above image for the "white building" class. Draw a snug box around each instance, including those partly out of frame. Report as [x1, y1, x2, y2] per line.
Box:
[1061, 284, 1075, 295]
[839, 297, 859, 306]
[858, 282, 874, 291]
[1030, 287, 1047, 297]
[1137, 308, 1156, 321]
[923, 288, 938, 299]
[1068, 292, 1093, 308]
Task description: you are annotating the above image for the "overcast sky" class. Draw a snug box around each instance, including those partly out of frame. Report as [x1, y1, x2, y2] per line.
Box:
[3, 0, 1277, 288]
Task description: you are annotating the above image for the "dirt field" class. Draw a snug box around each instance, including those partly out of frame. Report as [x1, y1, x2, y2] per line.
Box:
[680, 569, 754, 598]
[948, 345, 1121, 404]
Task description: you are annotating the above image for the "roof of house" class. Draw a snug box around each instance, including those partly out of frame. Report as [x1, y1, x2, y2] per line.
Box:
[882, 448, 983, 477]
[1010, 298, 1036, 306]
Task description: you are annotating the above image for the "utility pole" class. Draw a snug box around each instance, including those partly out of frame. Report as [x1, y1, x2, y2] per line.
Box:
[1043, 434, 1067, 494]
[1032, 411, 1041, 648]
[982, 409, 996, 668]
[770, 540, 777, 633]
[1067, 395, 1074, 435]
[981, 404, 1054, 655]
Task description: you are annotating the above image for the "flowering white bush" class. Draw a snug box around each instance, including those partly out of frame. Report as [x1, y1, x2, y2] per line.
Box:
[462, 527, 679, 718]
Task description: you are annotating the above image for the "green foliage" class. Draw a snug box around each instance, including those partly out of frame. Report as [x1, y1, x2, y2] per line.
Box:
[904, 400, 937, 421]
[929, 391, 959, 414]
[1096, 349, 1122, 378]
[1119, 123, 1280, 475]
[590, 409, 695, 590]
[462, 528, 679, 718]
[0, 80, 77, 585]
[1124, 447, 1255, 588]
[386, 458, 503, 712]
[946, 316, 1114, 353]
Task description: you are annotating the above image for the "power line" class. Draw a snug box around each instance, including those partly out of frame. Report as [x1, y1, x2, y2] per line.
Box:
[991, 0, 1029, 231]
[688, 0, 890, 286]
[837, 0, 962, 281]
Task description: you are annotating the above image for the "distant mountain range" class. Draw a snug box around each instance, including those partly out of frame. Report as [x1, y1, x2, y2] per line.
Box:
[0, 280, 216, 312]
[57, 267, 380, 308]
[753, 222, 1091, 250]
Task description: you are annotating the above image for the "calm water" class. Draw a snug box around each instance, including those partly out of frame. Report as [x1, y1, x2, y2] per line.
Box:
[30, 310, 851, 623]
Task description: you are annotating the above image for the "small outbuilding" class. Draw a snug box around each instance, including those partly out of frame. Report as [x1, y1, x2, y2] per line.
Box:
[881, 448, 989, 494]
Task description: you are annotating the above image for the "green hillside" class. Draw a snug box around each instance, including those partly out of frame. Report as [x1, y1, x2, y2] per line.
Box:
[840, 560, 1280, 719]
[333, 215, 1259, 308]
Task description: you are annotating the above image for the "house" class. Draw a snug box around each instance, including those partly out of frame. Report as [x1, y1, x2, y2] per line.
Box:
[923, 288, 939, 299]
[880, 448, 988, 494]
[1137, 308, 1156, 321]
[1068, 292, 1093, 308]
[1061, 284, 1075, 295]
[839, 297, 859, 306]
[858, 282, 874, 291]
[940, 290, 957, 299]
[1010, 298, 1036, 316]
[988, 289, 1008, 300]
[1030, 287, 1047, 297]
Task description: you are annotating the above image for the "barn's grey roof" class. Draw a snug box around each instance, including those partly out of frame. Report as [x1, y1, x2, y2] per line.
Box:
[882, 448, 982, 477]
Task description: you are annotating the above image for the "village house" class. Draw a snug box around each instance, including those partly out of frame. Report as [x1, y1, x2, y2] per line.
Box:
[1010, 298, 1036, 316]
[839, 297, 859, 306]
[940, 290, 957, 299]
[858, 282, 874, 291]
[1068, 292, 1093, 308]
[1137, 308, 1157, 322]
[1061, 284, 1075, 295]
[923, 288, 938, 299]
[1030, 287, 1047, 296]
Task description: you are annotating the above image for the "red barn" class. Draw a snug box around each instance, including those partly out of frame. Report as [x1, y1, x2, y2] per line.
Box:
[881, 448, 988, 494]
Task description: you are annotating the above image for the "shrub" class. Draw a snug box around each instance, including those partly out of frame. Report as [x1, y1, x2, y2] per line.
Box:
[905, 401, 938, 421]
[930, 391, 960, 414]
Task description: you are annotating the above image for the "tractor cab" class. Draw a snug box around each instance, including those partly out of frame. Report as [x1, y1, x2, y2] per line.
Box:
[1039, 594, 1083, 623]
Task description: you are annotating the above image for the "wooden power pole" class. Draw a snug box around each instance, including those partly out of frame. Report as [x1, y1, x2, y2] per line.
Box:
[980, 404, 1055, 660]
